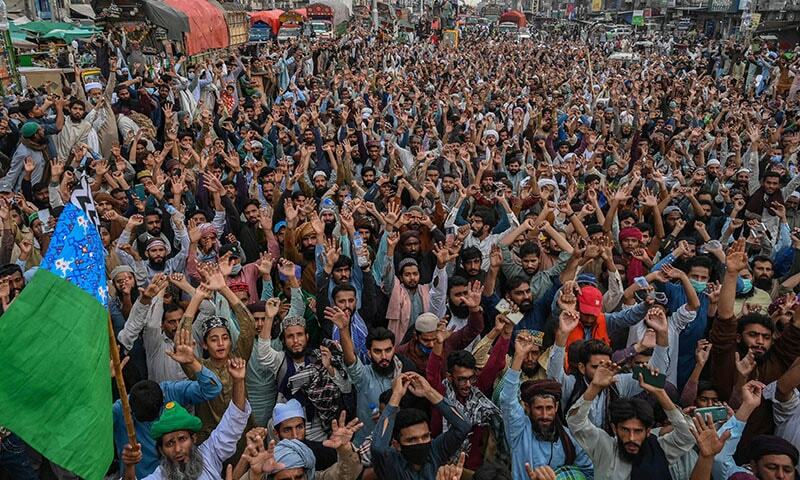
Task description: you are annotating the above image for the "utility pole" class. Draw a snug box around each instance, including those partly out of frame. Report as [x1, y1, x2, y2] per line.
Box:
[372, 0, 379, 31]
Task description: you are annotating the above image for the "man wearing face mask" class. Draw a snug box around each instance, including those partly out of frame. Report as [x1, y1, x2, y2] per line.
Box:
[710, 239, 800, 460]
[371, 372, 472, 480]
[217, 243, 262, 304]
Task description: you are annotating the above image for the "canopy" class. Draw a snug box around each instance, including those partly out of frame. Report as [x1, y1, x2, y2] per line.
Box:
[312, 0, 351, 25]
[250, 9, 284, 34]
[142, 0, 189, 42]
[69, 4, 96, 19]
[499, 10, 526, 27]
[162, 0, 230, 55]
[42, 28, 97, 42]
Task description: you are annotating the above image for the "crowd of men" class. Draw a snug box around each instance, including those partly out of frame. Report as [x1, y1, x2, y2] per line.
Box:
[1, 18, 800, 480]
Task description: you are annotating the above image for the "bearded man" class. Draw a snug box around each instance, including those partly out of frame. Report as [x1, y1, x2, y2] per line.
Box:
[56, 99, 99, 159]
[120, 357, 251, 479]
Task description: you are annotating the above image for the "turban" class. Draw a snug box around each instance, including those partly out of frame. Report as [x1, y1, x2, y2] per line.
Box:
[21, 121, 40, 139]
[150, 401, 202, 439]
[521, 379, 562, 403]
[198, 222, 218, 237]
[619, 227, 643, 242]
[398, 257, 419, 273]
[399, 230, 420, 245]
[297, 222, 315, 240]
[201, 316, 230, 338]
[281, 315, 306, 331]
[272, 399, 305, 426]
[414, 313, 439, 333]
[748, 435, 799, 466]
[145, 238, 168, 252]
[537, 178, 558, 191]
[483, 129, 499, 140]
[273, 439, 316, 480]
[110, 265, 134, 279]
[84, 82, 103, 92]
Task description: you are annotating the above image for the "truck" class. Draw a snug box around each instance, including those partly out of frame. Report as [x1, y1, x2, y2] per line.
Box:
[249, 9, 284, 42]
[307, 3, 335, 38]
[498, 10, 527, 39]
[277, 10, 307, 41]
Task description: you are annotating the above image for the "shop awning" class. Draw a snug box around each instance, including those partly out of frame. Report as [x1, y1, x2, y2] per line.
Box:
[142, 0, 189, 42]
[69, 4, 96, 19]
[162, 0, 229, 55]
[42, 27, 97, 42]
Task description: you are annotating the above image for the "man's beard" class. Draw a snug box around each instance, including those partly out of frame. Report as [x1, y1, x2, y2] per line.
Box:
[448, 302, 470, 319]
[738, 341, 767, 364]
[521, 362, 540, 378]
[302, 246, 315, 261]
[532, 418, 557, 442]
[70, 113, 84, 122]
[324, 221, 336, 235]
[161, 445, 204, 480]
[363, 180, 375, 189]
[371, 359, 394, 376]
[617, 436, 645, 464]
[754, 277, 773, 291]
[149, 258, 166, 270]
[517, 300, 533, 313]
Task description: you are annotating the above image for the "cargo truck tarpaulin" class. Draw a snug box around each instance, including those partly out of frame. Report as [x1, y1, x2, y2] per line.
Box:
[163, 0, 229, 55]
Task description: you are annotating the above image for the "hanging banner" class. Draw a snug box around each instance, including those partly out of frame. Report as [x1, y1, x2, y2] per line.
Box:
[632, 9, 644, 25]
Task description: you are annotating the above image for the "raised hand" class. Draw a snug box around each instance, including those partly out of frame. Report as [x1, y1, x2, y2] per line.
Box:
[324, 306, 350, 330]
[644, 307, 668, 334]
[244, 439, 285, 477]
[636, 365, 664, 395]
[558, 309, 580, 334]
[557, 280, 579, 312]
[278, 258, 298, 280]
[142, 273, 169, 300]
[165, 328, 197, 365]
[462, 280, 483, 309]
[324, 237, 341, 269]
[591, 360, 620, 389]
[227, 356, 246, 380]
[740, 380, 765, 409]
[198, 262, 227, 291]
[734, 350, 756, 379]
[725, 238, 748, 273]
[436, 453, 466, 480]
[257, 252, 273, 276]
[432, 242, 452, 268]
[525, 464, 557, 480]
[695, 339, 712, 367]
[322, 410, 363, 449]
[691, 413, 732, 458]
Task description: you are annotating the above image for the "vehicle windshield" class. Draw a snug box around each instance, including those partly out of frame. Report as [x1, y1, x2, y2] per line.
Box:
[312, 23, 328, 33]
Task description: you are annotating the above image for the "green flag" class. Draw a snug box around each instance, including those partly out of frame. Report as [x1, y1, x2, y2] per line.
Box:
[0, 202, 112, 480]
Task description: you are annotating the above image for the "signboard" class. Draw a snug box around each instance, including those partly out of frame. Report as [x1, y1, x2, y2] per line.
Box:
[644, 8, 652, 16]
[592, 0, 603, 12]
[632, 9, 644, 25]
[481, 3, 502, 19]
[441, 29, 459, 48]
[707, 0, 735, 12]
[751, 12, 761, 29]
[279, 11, 304, 23]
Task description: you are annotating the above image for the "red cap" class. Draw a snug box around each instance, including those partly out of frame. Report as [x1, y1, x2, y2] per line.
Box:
[578, 285, 603, 316]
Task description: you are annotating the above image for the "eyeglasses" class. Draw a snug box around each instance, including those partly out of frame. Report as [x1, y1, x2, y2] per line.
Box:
[453, 375, 478, 385]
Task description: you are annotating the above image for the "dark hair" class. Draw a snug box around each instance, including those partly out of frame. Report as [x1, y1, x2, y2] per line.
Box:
[472, 463, 513, 480]
[362, 166, 376, 177]
[366, 327, 395, 349]
[471, 206, 497, 229]
[129, 380, 164, 422]
[504, 276, 529, 294]
[635, 222, 652, 235]
[619, 211, 637, 224]
[697, 381, 718, 398]
[68, 98, 86, 110]
[609, 397, 655, 429]
[737, 313, 774, 335]
[519, 241, 541, 258]
[751, 255, 773, 268]
[332, 283, 357, 300]
[378, 389, 393, 406]
[579, 339, 613, 365]
[244, 199, 260, 210]
[460, 246, 482, 262]
[447, 350, 476, 373]
[0, 264, 23, 278]
[763, 171, 781, 182]
[332, 255, 353, 271]
[688, 255, 713, 272]
[393, 408, 429, 440]
[247, 301, 266, 315]
[162, 302, 184, 318]
[447, 275, 469, 294]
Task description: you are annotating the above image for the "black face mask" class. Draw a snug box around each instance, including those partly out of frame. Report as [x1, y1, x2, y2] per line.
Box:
[449, 303, 470, 319]
[401, 441, 431, 466]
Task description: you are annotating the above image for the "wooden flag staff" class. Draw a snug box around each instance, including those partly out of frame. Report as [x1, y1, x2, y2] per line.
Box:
[108, 314, 138, 448]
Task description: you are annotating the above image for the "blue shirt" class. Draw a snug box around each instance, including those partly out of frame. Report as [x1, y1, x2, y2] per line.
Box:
[499, 369, 594, 480]
[112, 366, 223, 478]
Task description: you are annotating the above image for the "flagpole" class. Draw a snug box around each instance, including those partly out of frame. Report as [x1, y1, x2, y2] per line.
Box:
[108, 314, 138, 449]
